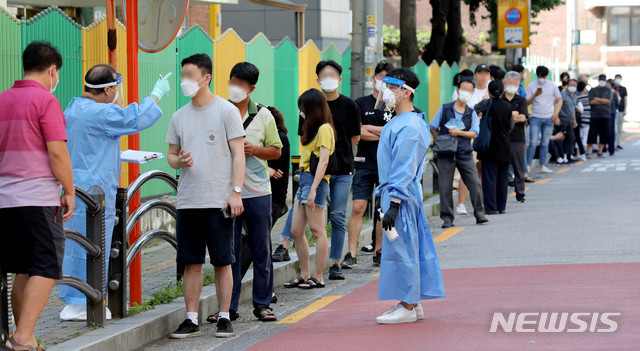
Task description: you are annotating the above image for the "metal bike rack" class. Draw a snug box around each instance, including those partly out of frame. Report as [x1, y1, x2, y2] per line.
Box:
[1, 185, 107, 342]
[108, 170, 179, 319]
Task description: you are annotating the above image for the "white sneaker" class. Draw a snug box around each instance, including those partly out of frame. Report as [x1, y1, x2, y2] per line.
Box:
[540, 165, 554, 174]
[60, 304, 112, 321]
[455, 204, 468, 215]
[580, 154, 587, 161]
[376, 303, 417, 324]
[563, 156, 569, 164]
[556, 157, 564, 164]
[415, 303, 424, 320]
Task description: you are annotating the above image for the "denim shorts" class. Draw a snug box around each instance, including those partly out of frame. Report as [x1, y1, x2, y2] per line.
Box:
[295, 171, 329, 208]
[352, 168, 379, 200]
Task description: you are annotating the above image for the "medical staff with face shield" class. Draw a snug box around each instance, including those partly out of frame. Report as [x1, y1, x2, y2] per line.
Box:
[374, 68, 445, 325]
[59, 64, 171, 321]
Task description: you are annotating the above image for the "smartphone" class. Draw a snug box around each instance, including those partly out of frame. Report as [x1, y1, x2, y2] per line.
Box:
[222, 206, 231, 219]
[536, 87, 543, 93]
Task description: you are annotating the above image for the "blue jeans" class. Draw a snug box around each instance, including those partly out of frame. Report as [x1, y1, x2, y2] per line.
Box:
[328, 174, 353, 260]
[526, 117, 554, 167]
[279, 174, 353, 261]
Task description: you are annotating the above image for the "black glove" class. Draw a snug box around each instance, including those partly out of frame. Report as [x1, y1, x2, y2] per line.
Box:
[382, 201, 400, 231]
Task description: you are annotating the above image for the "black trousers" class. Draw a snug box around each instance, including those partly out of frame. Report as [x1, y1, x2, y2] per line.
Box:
[509, 141, 525, 198]
[481, 160, 510, 213]
[437, 157, 485, 222]
[561, 123, 576, 157]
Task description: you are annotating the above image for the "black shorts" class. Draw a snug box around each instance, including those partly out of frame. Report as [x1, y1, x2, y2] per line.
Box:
[0, 206, 65, 280]
[587, 118, 610, 145]
[352, 168, 379, 200]
[176, 208, 234, 267]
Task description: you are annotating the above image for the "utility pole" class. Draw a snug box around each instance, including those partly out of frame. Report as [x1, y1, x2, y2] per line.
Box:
[351, 0, 382, 99]
[351, 0, 363, 99]
[568, 0, 579, 77]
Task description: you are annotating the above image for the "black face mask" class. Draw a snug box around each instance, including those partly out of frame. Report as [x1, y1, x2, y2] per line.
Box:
[577, 82, 586, 92]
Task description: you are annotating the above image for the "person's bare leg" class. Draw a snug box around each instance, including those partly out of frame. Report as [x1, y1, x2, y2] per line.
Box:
[476, 160, 482, 182]
[290, 201, 310, 280]
[183, 264, 203, 314]
[306, 206, 328, 283]
[347, 199, 368, 257]
[11, 273, 28, 326]
[587, 144, 593, 154]
[457, 179, 468, 206]
[599, 144, 605, 154]
[400, 301, 417, 310]
[10, 275, 55, 347]
[281, 237, 291, 250]
[214, 265, 232, 313]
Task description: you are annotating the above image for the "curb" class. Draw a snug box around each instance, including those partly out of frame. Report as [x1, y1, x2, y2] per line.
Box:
[49, 198, 441, 351]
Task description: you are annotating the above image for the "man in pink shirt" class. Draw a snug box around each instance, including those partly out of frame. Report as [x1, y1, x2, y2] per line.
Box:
[0, 41, 75, 351]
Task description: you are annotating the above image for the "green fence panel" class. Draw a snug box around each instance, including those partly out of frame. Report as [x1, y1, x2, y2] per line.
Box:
[246, 34, 275, 107]
[341, 46, 352, 98]
[321, 44, 344, 95]
[274, 37, 300, 156]
[0, 7, 21, 93]
[176, 25, 213, 110]
[21, 6, 82, 110]
[411, 60, 429, 118]
[440, 62, 452, 105]
[138, 43, 178, 197]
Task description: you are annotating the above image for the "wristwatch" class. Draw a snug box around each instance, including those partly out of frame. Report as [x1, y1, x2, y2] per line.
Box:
[232, 186, 242, 195]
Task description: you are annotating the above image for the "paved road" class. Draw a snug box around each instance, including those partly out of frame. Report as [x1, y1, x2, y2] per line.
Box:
[140, 132, 640, 350]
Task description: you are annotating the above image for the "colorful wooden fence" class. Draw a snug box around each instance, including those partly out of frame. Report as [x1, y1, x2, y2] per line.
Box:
[0, 5, 468, 197]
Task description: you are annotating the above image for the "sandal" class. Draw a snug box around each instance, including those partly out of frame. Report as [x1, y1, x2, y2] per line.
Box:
[524, 176, 535, 183]
[299, 277, 325, 289]
[206, 310, 239, 324]
[284, 276, 306, 288]
[4, 337, 38, 351]
[253, 307, 277, 322]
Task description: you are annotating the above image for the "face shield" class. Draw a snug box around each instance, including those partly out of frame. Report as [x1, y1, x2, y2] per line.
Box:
[374, 76, 416, 113]
[85, 72, 124, 107]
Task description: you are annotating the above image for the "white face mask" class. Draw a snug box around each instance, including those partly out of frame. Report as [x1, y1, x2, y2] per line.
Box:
[180, 76, 206, 98]
[320, 78, 339, 92]
[382, 88, 400, 111]
[228, 84, 248, 103]
[567, 86, 577, 94]
[458, 90, 473, 103]
[598, 80, 606, 87]
[49, 67, 59, 94]
[374, 79, 385, 92]
[538, 78, 547, 85]
[614, 79, 621, 85]
[505, 85, 518, 95]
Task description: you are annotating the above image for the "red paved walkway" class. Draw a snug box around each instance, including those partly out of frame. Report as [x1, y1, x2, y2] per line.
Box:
[251, 263, 640, 350]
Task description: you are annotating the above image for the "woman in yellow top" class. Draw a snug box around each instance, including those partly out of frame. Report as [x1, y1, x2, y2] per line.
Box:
[284, 88, 335, 289]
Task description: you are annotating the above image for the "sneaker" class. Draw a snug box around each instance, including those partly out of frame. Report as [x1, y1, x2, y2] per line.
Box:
[215, 318, 235, 338]
[170, 319, 201, 339]
[556, 157, 564, 164]
[580, 154, 587, 161]
[341, 252, 358, 269]
[372, 250, 381, 266]
[60, 304, 112, 321]
[563, 156, 569, 164]
[361, 244, 375, 253]
[415, 303, 424, 320]
[516, 195, 526, 203]
[376, 303, 417, 324]
[455, 204, 468, 215]
[540, 165, 554, 174]
[329, 263, 345, 280]
[616, 145, 623, 150]
[272, 244, 290, 262]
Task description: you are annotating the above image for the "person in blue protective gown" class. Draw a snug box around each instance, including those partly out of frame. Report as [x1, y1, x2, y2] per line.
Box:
[374, 68, 445, 324]
[59, 64, 172, 321]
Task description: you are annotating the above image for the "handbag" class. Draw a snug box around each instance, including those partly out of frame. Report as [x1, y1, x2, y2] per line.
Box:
[433, 134, 458, 155]
[473, 98, 493, 152]
[309, 128, 338, 175]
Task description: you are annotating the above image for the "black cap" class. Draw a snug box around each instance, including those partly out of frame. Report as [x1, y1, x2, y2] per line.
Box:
[598, 74, 607, 81]
[475, 64, 490, 73]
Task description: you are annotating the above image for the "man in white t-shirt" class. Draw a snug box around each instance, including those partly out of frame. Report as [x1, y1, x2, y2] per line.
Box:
[166, 53, 246, 339]
[526, 65, 563, 174]
[450, 64, 490, 215]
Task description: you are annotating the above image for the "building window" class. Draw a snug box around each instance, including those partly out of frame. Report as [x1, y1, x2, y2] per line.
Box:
[608, 6, 640, 46]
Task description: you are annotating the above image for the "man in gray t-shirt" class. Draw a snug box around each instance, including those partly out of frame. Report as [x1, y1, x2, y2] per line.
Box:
[587, 74, 613, 157]
[166, 54, 246, 339]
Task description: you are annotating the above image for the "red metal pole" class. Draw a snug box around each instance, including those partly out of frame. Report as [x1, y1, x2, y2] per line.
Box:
[125, 0, 142, 307]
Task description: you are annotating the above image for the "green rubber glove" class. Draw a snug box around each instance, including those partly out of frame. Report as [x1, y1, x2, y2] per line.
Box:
[150, 72, 172, 100]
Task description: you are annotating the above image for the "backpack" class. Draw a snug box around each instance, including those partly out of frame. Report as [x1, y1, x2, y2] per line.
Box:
[473, 98, 492, 152]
